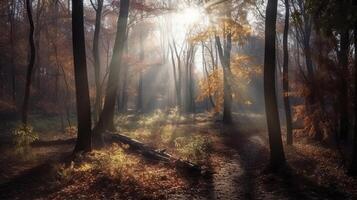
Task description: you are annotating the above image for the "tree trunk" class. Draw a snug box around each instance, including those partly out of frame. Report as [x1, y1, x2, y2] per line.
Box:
[283, 0, 293, 145]
[264, 0, 286, 168]
[22, 0, 36, 125]
[338, 30, 350, 140]
[300, 4, 324, 141]
[215, 35, 233, 124]
[72, 0, 92, 153]
[170, 41, 182, 111]
[137, 71, 143, 112]
[34, 0, 42, 91]
[348, 17, 357, 176]
[9, 0, 16, 105]
[136, 0, 144, 112]
[92, 0, 130, 147]
[202, 43, 215, 108]
[93, 0, 104, 123]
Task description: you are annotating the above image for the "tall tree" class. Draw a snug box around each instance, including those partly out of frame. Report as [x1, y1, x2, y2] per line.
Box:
[93, 0, 130, 146]
[293, 0, 323, 141]
[264, 0, 286, 168]
[137, 5, 145, 112]
[336, 0, 350, 140]
[169, 40, 183, 111]
[8, 0, 16, 104]
[72, 0, 92, 153]
[283, 0, 293, 145]
[348, 9, 357, 176]
[22, 0, 36, 125]
[91, 0, 104, 122]
[215, 33, 233, 124]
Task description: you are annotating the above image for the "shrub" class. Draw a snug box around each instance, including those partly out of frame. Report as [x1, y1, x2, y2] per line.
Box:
[174, 135, 211, 163]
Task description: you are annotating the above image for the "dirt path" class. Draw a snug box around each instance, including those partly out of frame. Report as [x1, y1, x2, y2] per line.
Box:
[0, 114, 355, 199]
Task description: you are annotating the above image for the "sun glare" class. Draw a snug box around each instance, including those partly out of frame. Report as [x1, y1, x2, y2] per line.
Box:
[176, 7, 203, 27]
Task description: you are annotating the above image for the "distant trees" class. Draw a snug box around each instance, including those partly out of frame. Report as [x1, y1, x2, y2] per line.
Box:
[264, 0, 286, 168]
[72, 0, 92, 153]
[22, 0, 36, 126]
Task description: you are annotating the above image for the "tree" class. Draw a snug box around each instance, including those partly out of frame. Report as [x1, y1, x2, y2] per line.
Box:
[215, 28, 233, 124]
[283, 0, 292, 145]
[72, 0, 92, 153]
[169, 40, 183, 111]
[92, 0, 130, 147]
[91, 0, 104, 123]
[22, 0, 36, 125]
[348, 11, 357, 176]
[8, 0, 16, 104]
[264, 0, 286, 168]
[292, 0, 323, 141]
[336, 0, 350, 140]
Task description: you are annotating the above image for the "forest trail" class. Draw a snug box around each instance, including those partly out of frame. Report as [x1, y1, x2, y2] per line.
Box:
[0, 113, 355, 199]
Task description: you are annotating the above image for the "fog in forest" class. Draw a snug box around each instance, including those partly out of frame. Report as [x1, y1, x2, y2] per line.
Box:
[0, 0, 357, 199]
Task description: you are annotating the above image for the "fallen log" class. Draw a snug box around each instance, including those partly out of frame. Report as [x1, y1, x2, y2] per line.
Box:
[104, 132, 202, 175]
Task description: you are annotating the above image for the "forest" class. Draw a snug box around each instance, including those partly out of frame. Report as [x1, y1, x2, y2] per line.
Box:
[0, 0, 356, 199]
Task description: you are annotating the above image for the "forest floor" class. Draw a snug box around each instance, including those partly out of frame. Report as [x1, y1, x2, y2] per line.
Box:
[0, 111, 357, 199]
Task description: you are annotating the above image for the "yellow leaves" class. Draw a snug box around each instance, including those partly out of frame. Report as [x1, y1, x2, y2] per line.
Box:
[196, 54, 260, 111]
[231, 55, 261, 80]
[219, 18, 251, 43]
[196, 68, 224, 112]
[230, 54, 261, 104]
[189, 18, 251, 44]
[76, 163, 93, 172]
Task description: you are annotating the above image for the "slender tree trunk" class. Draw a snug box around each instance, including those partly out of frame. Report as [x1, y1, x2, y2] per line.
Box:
[303, 17, 323, 141]
[136, 0, 145, 112]
[34, 0, 42, 91]
[169, 44, 179, 109]
[171, 41, 182, 111]
[349, 18, 357, 176]
[215, 35, 233, 124]
[202, 43, 215, 108]
[137, 23, 144, 112]
[22, 0, 36, 125]
[283, 0, 293, 145]
[189, 48, 195, 113]
[92, 0, 104, 122]
[137, 71, 143, 111]
[9, 0, 16, 104]
[338, 30, 350, 140]
[92, 0, 130, 147]
[264, 0, 286, 168]
[72, 0, 92, 153]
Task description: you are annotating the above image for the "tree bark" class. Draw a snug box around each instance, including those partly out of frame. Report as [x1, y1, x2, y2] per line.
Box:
[92, 0, 130, 147]
[22, 0, 36, 125]
[9, 0, 16, 104]
[92, 0, 104, 123]
[283, 0, 293, 145]
[349, 16, 357, 176]
[215, 35, 233, 124]
[338, 30, 350, 140]
[72, 0, 92, 153]
[136, 0, 145, 112]
[264, 0, 286, 168]
[170, 41, 182, 111]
